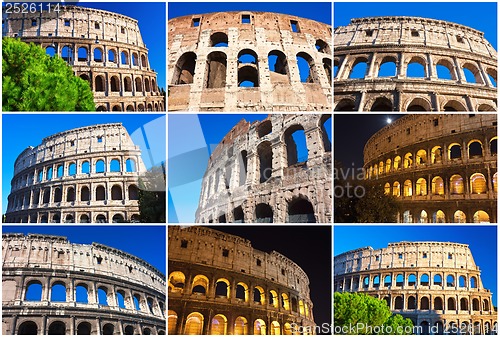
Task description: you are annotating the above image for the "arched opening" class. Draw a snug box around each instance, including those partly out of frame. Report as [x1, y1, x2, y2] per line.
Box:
[296, 52, 317, 83]
[45, 46, 56, 57]
[284, 125, 308, 166]
[97, 287, 108, 305]
[111, 185, 122, 200]
[462, 63, 483, 84]
[25, 281, 43, 301]
[406, 57, 426, 77]
[233, 206, 244, 223]
[478, 104, 495, 111]
[238, 65, 259, 87]
[185, 312, 204, 335]
[472, 298, 479, 311]
[128, 185, 139, 200]
[416, 178, 427, 196]
[168, 311, 178, 335]
[93, 48, 103, 62]
[406, 97, 430, 111]
[96, 186, 105, 201]
[288, 198, 315, 223]
[141, 54, 147, 68]
[211, 32, 228, 47]
[403, 180, 412, 196]
[234, 317, 248, 335]
[268, 50, 289, 84]
[124, 326, 134, 335]
[132, 53, 139, 66]
[53, 187, 62, 203]
[80, 186, 90, 202]
[436, 61, 453, 80]
[454, 210, 466, 223]
[315, 39, 331, 53]
[48, 321, 66, 335]
[112, 214, 124, 223]
[77, 47, 88, 62]
[443, 100, 466, 111]
[394, 296, 404, 310]
[418, 210, 428, 223]
[206, 51, 227, 88]
[320, 114, 332, 152]
[470, 173, 487, 194]
[123, 77, 132, 92]
[168, 271, 186, 293]
[215, 279, 230, 298]
[192, 275, 209, 294]
[255, 203, 273, 223]
[121, 51, 129, 65]
[378, 57, 397, 77]
[270, 321, 280, 335]
[473, 210, 490, 223]
[420, 297, 430, 310]
[61, 45, 73, 63]
[460, 297, 468, 310]
[468, 140, 483, 158]
[108, 50, 116, 63]
[335, 98, 356, 111]
[450, 175, 464, 194]
[257, 141, 272, 182]
[174, 52, 197, 84]
[431, 176, 444, 195]
[349, 57, 368, 79]
[79, 214, 90, 223]
[448, 297, 456, 310]
[77, 322, 91, 335]
[110, 76, 120, 92]
[391, 181, 400, 197]
[102, 324, 114, 335]
[370, 97, 392, 111]
[236, 282, 248, 302]
[50, 282, 66, 302]
[420, 274, 429, 286]
[254, 319, 266, 335]
[18, 321, 38, 335]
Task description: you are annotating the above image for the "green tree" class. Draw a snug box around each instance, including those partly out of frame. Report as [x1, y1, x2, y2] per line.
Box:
[334, 292, 413, 335]
[354, 181, 400, 223]
[138, 164, 166, 223]
[2, 37, 95, 111]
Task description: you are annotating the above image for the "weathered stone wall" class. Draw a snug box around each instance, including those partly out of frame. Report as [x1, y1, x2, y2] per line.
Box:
[2, 233, 166, 335]
[168, 226, 315, 335]
[363, 114, 497, 223]
[168, 11, 332, 111]
[3, 5, 164, 111]
[195, 114, 332, 223]
[334, 16, 497, 111]
[5, 123, 147, 223]
[334, 241, 497, 334]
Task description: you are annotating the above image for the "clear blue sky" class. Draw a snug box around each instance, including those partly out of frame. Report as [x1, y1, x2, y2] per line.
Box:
[334, 225, 498, 306]
[2, 2, 166, 89]
[2, 114, 166, 215]
[2, 225, 166, 274]
[168, 114, 332, 223]
[334, 2, 497, 49]
[168, 2, 332, 25]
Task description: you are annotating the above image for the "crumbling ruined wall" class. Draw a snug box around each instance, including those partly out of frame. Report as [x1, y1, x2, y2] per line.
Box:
[195, 114, 332, 223]
[168, 11, 332, 112]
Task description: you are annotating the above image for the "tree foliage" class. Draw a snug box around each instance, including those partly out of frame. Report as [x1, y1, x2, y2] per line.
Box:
[2, 37, 95, 111]
[334, 292, 413, 335]
[138, 164, 166, 223]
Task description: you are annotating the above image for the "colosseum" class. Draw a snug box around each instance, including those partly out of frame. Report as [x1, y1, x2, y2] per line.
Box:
[2, 233, 166, 335]
[2, 5, 164, 111]
[168, 226, 315, 335]
[168, 11, 332, 111]
[334, 16, 498, 111]
[334, 241, 497, 335]
[195, 114, 332, 223]
[363, 114, 497, 223]
[4, 123, 147, 223]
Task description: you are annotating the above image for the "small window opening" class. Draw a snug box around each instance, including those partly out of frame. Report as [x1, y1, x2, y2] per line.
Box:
[423, 253, 427, 258]
[256, 259, 261, 266]
[457, 36, 464, 43]
[411, 29, 419, 37]
[242, 15, 251, 24]
[97, 136, 102, 143]
[192, 18, 200, 27]
[96, 256, 103, 264]
[121, 27, 125, 34]
[434, 119, 439, 126]
[398, 253, 403, 259]
[406, 128, 410, 135]
[290, 20, 300, 33]
[448, 253, 453, 259]
[365, 29, 373, 37]
[181, 240, 188, 248]
[64, 19, 70, 27]
[128, 266, 133, 273]
[32, 19, 37, 26]
[222, 249, 229, 257]
[95, 22, 100, 29]
[469, 114, 475, 118]
[281, 269, 285, 276]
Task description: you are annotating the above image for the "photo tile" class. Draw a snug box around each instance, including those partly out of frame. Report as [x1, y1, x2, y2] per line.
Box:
[2, 224, 167, 334]
[168, 224, 332, 334]
[333, 2, 497, 112]
[333, 225, 497, 335]
[2, 2, 166, 112]
[168, 2, 332, 112]
[334, 113, 497, 223]
[168, 114, 332, 224]
[2, 114, 166, 224]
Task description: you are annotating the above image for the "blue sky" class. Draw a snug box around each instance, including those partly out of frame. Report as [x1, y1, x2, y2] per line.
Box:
[334, 225, 498, 306]
[168, 114, 331, 223]
[2, 2, 166, 89]
[168, 2, 332, 25]
[2, 114, 166, 215]
[2, 225, 166, 274]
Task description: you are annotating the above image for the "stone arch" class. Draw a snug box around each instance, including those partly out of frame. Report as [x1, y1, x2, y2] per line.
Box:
[131, 52, 139, 66]
[268, 50, 290, 84]
[477, 103, 495, 111]
[377, 55, 397, 77]
[468, 139, 483, 158]
[135, 77, 143, 92]
[257, 141, 273, 183]
[315, 39, 331, 53]
[435, 58, 456, 80]
[443, 100, 467, 111]
[334, 98, 356, 111]
[111, 185, 123, 200]
[121, 51, 129, 65]
[370, 96, 393, 111]
[77, 46, 88, 62]
[470, 173, 487, 193]
[448, 297, 456, 310]
[108, 49, 116, 63]
[454, 210, 466, 223]
[284, 124, 307, 165]
[124, 76, 132, 92]
[211, 32, 228, 47]
[17, 321, 38, 335]
[234, 316, 248, 335]
[254, 319, 266, 335]
[406, 97, 431, 111]
[93, 47, 103, 62]
[320, 114, 332, 152]
[110, 76, 120, 92]
[61, 45, 73, 63]
[255, 203, 273, 223]
[50, 281, 66, 302]
[185, 312, 204, 335]
[238, 65, 259, 87]
[145, 78, 151, 92]
[174, 52, 197, 84]
[296, 51, 317, 83]
[406, 55, 427, 78]
[25, 280, 43, 301]
[462, 62, 483, 84]
[215, 278, 230, 298]
[348, 56, 369, 79]
[48, 321, 66, 335]
[205, 51, 227, 88]
[287, 197, 315, 223]
[420, 296, 430, 310]
[95, 75, 105, 92]
[191, 275, 209, 294]
[141, 54, 147, 68]
[450, 174, 464, 194]
[448, 143, 462, 159]
[431, 176, 444, 195]
[77, 322, 92, 335]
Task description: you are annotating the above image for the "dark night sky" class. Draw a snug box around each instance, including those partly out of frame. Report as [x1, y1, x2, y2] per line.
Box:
[334, 114, 405, 169]
[207, 225, 332, 333]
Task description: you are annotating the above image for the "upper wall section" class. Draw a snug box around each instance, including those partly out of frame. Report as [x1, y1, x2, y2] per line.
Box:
[334, 16, 497, 59]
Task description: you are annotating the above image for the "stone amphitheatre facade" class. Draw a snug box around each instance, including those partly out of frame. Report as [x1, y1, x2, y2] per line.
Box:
[168, 226, 315, 335]
[334, 241, 497, 335]
[5, 123, 147, 223]
[195, 114, 332, 223]
[3, 5, 164, 111]
[334, 16, 497, 111]
[364, 114, 497, 223]
[168, 11, 332, 111]
[2, 233, 166, 335]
